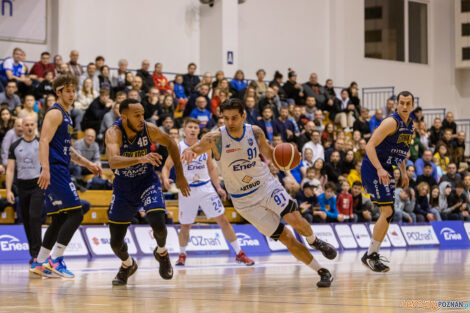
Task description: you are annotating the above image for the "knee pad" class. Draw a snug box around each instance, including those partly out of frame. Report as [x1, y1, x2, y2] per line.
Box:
[280, 199, 299, 217]
[270, 223, 285, 241]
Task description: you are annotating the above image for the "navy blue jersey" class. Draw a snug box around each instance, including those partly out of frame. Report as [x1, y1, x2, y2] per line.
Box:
[112, 119, 154, 180]
[46, 103, 74, 166]
[364, 112, 414, 169]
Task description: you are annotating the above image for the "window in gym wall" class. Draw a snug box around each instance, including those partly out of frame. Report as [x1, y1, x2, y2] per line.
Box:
[408, 1, 428, 64]
[364, 0, 405, 61]
[463, 23, 470, 36]
[462, 0, 470, 13]
[463, 47, 470, 60]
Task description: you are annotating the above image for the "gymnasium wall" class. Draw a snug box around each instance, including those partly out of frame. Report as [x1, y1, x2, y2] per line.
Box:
[0, 0, 469, 116]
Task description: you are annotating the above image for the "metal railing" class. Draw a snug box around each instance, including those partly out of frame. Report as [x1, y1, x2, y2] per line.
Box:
[421, 108, 445, 128]
[361, 86, 395, 112]
[456, 119, 470, 157]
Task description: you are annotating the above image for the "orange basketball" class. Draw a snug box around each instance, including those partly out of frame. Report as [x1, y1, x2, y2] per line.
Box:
[272, 143, 301, 171]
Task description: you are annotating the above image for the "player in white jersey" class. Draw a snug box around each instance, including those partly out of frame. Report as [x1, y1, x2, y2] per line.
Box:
[182, 99, 336, 288]
[162, 118, 254, 266]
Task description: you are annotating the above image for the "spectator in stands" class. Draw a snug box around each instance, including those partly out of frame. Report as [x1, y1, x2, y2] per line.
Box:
[241, 95, 258, 125]
[409, 132, 426, 162]
[190, 96, 211, 129]
[73, 78, 97, 131]
[324, 79, 336, 100]
[321, 123, 334, 146]
[257, 107, 279, 143]
[382, 97, 395, 117]
[29, 52, 55, 82]
[35, 70, 54, 101]
[438, 181, 454, 219]
[416, 121, 429, 148]
[53, 55, 63, 77]
[354, 138, 367, 160]
[94, 56, 105, 73]
[302, 129, 324, 162]
[369, 108, 383, 133]
[1, 118, 23, 166]
[273, 106, 295, 142]
[98, 65, 112, 91]
[325, 138, 346, 163]
[243, 87, 259, 106]
[416, 163, 437, 187]
[152, 62, 170, 94]
[249, 69, 268, 99]
[434, 143, 450, 173]
[0, 48, 27, 85]
[195, 72, 213, 92]
[158, 95, 176, 121]
[325, 151, 341, 184]
[258, 87, 281, 116]
[340, 150, 355, 176]
[173, 74, 188, 103]
[230, 70, 247, 99]
[129, 75, 146, 101]
[127, 89, 139, 101]
[67, 50, 84, 78]
[393, 188, 415, 223]
[304, 96, 317, 121]
[211, 89, 228, 116]
[415, 150, 438, 181]
[70, 128, 101, 179]
[337, 181, 354, 222]
[142, 87, 160, 123]
[415, 182, 441, 222]
[292, 105, 308, 133]
[18, 94, 38, 122]
[452, 130, 466, 165]
[351, 181, 373, 222]
[318, 182, 344, 222]
[296, 181, 325, 223]
[442, 111, 457, 135]
[446, 181, 468, 220]
[111, 59, 128, 93]
[0, 80, 21, 112]
[100, 101, 120, 140]
[347, 81, 360, 106]
[38, 94, 55, 124]
[0, 108, 14, 144]
[441, 162, 462, 186]
[353, 107, 371, 139]
[184, 84, 210, 117]
[82, 89, 112, 133]
[135, 59, 154, 92]
[303, 73, 327, 108]
[335, 89, 356, 132]
[348, 160, 362, 187]
[413, 106, 424, 122]
[282, 70, 303, 104]
[464, 175, 470, 206]
[211, 70, 224, 90]
[429, 117, 443, 148]
[79, 63, 99, 92]
[182, 62, 200, 96]
[307, 159, 328, 192]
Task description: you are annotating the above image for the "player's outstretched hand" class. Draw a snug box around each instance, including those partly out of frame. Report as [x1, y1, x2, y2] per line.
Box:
[401, 175, 409, 189]
[139, 153, 162, 167]
[176, 175, 191, 197]
[88, 162, 103, 177]
[377, 168, 391, 186]
[181, 148, 197, 164]
[38, 169, 50, 190]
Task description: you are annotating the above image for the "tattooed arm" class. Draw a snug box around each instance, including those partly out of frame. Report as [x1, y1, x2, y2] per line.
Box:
[181, 130, 221, 163]
[252, 125, 275, 163]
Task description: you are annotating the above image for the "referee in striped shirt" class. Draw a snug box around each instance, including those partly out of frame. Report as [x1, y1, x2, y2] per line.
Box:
[6, 116, 43, 263]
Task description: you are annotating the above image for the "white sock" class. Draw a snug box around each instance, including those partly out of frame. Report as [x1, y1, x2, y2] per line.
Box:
[306, 234, 317, 245]
[230, 240, 241, 254]
[368, 239, 381, 255]
[37, 247, 51, 263]
[51, 243, 66, 260]
[122, 256, 133, 268]
[308, 258, 321, 271]
[156, 246, 166, 254]
[180, 246, 187, 254]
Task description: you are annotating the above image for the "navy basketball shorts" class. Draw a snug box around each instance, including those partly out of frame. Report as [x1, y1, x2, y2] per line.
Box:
[44, 164, 82, 215]
[108, 174, 166, 224]
[361, 159, 395, 207]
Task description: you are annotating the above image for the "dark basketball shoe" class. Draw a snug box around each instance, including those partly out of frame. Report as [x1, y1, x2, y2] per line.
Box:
[316, 268, 333, 288]
[112, 258, 138, 286]
[310, 238, 337, 260]
[154, 249, 174, 280]
[361, 252, 390, 272]
[176, 253, 186, 266]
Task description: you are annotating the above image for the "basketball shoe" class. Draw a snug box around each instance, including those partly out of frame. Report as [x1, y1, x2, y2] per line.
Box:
[154, 248, 173, 280]
[176, 253, 186, 266]
[112, 258, 138, 286]
[317, 268, 333, 288]
[235, 251, 255, 266]
[310, 238, 337, 260]
[361, 252, 390, 272]
[29, 259, 55, 278]
[44, 256, 75, 278]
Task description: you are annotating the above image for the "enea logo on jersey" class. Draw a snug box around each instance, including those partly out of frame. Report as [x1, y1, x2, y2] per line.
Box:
[236, 233, 260, 247]
[0, 234, 29, 251]
[440, 227, 463, 241]
[229, 159, 256, 171]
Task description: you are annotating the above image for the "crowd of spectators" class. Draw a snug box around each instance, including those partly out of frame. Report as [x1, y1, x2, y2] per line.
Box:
[0, 47, 469, 225]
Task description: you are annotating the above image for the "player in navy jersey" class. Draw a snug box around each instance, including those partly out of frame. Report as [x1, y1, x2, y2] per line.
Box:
[361, 91, 415, 272]
[31, 74, 102, 278]
[105, 98, 190, 286]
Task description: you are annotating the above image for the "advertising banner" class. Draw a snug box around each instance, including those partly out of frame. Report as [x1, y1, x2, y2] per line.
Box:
[400, 225, 439, 246]
[83, 226, 138, 256]
[133, 226, 180, 255]
[231, 224, 270, 255]
[42, 227, 89, 257]
[334, 224, 358, 249]
[431, 221, 470, 249]
[350, 224, 371, 248]
[0, 225, 30, 262]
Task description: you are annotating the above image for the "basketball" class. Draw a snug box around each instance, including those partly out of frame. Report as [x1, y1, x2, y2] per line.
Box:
[272, 143, 301, 171]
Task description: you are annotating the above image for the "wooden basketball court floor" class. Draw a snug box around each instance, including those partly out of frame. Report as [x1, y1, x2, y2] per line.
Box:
[0, 249, 469, 313]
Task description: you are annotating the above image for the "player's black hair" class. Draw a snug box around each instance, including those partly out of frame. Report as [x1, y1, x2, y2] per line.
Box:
[119, 98, 140, 114]
[220, 98, 245, 116]
[396, 91, 414, 103]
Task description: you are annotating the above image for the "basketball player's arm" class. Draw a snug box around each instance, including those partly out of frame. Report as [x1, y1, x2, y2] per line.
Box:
[105, 126, 162, 169]
[365, 117, 398, 186]
[161, 155, 174, 191]
[207, 152, 226, 201]
[252, 125, 275, 163]
[399, 159, 409, 189]
[70, 147, 102, 176]
[38, 109, 62, 190]
[181, 131, 221, 163]
[147, 123, 191, 197]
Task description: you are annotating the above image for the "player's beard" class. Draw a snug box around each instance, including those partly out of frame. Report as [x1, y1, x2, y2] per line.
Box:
[127, 120, 141, 133]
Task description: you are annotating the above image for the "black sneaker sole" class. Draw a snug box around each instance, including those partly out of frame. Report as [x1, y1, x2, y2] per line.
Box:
[112, 261, 138, 286]
[317, 275, 334, 288]
[361, 254, 390, 273]
[175, 263, 185, 266]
